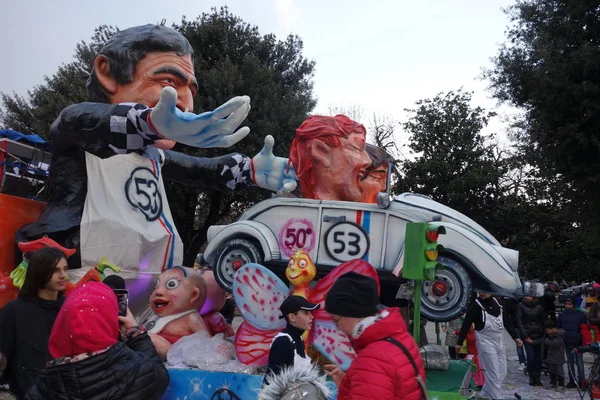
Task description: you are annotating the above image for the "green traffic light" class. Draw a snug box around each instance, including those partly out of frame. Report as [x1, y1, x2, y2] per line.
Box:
[403, 222, 446, 281]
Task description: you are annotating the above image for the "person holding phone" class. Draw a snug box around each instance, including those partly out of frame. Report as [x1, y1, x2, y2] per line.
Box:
[103, 275, 129, 317]
[0, 247, 67, 399]
[25, 281, 169, 400]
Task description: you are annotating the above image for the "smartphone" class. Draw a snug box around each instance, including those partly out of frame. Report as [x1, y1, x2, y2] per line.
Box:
[113, 289, 129, 317]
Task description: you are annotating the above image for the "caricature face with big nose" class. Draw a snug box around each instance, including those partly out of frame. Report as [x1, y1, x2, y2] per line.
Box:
[96, 51, 199, 150]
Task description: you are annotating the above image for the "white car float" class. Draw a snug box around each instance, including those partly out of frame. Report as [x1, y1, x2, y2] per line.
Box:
[201, 193, 520, 322]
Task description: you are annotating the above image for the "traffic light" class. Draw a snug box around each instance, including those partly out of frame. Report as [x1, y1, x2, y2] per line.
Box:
[402, 222, 446, 280]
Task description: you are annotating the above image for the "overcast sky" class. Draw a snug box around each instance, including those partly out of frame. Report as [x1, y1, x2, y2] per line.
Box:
[0, 0, 516, 148]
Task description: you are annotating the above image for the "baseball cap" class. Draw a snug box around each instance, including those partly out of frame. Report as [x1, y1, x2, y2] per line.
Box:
[279, 295, 320, 319]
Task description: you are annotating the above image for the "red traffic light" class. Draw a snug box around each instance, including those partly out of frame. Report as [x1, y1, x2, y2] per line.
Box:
[426, 230, 439, 242]
[426, 225, 446, 242]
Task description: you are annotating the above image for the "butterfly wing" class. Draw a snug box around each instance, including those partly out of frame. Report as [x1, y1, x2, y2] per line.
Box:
[232, 263, 288, 330]
[310, 319, 356, 371]
[234, 320, 283, 367]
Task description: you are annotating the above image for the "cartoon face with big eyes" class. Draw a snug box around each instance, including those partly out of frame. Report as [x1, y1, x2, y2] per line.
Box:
[150, 267, 202, 317]
[285, 249, 316, 287]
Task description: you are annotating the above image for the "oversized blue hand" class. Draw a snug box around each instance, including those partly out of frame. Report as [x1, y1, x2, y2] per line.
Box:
[251, 135, 297, 192]
[149, 87, 251, 148]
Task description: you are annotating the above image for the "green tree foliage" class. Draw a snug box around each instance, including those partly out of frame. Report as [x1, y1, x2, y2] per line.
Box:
[398, 89, 507, 230]
[485, 1, 600, 192]
[484, 0, 600, 281]
[397, 89, 594, 281]
[0, 7, 316, 265]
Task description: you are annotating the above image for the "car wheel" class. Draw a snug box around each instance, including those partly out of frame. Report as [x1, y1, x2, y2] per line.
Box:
[213, 238, 263, 292]
[419, 256, 472, 322]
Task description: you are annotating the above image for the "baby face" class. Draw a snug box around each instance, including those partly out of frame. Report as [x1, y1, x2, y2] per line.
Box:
[150, 268, 198, 317]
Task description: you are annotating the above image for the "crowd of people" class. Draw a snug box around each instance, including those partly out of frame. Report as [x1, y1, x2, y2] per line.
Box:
[442, 279, 600, 398]
[1, 245, 598, 400]
[0, 247, 429, 400]
[0, 248, 169, 400]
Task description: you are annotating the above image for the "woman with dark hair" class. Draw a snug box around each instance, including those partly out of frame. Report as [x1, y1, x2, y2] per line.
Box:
[516, 295, 546, 387]
[0, 247, 67, 399]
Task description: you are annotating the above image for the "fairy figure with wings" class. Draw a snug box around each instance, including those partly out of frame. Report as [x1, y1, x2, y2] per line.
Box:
[232, 256, 380, 371]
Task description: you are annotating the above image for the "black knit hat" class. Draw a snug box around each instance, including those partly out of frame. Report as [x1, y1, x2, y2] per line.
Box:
[564, 296, 575, 304]
[325, 272, 378, 318]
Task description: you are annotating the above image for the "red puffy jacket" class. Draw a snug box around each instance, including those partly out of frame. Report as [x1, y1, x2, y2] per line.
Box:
[337, 308, 426, 400]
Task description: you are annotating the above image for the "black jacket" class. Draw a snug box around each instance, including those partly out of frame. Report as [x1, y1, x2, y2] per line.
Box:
[265, 324, 307, 382]
[25, 332, 168, 400]
[0, 296, 63, 399]
[542, 290, 556, 314]
[544, 330, 566, 364]
[516, 301, 546, 343]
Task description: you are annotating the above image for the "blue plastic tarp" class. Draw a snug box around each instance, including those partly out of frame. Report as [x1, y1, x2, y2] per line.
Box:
[0, 129, 51, 151]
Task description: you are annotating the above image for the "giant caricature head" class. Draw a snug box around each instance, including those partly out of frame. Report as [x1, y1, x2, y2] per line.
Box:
[150, 266, 207, 317]
[359, 144, 395, 203]
[87, 24, 198, 150]
[289, 115, 371, 202]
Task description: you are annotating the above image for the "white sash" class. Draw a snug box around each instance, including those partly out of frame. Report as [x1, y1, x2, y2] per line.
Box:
[146, 309, 196, 334]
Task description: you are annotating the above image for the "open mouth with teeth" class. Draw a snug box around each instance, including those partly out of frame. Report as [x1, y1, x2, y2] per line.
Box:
[153, 298, 170, 312]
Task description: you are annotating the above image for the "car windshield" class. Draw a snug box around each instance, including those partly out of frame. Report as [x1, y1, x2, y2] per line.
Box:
[393, 193, 501, 246]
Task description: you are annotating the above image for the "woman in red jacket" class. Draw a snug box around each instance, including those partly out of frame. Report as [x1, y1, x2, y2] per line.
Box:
[324, 272, 426, 400]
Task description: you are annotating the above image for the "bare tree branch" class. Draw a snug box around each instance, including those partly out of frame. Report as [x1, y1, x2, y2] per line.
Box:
[327, 102, 365, 122]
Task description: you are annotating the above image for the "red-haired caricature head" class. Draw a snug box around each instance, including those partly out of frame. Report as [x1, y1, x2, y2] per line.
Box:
[288, 115, 371, 201]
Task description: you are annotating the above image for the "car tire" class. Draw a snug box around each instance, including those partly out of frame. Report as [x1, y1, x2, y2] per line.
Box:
[213, 238, 263, 293]
[419, 256, 473, 322]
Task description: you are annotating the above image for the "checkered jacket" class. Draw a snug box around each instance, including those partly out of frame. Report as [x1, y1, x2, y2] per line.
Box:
[53, 102, 252, 191]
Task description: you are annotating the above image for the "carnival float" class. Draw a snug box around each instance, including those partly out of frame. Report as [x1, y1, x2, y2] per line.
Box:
[0, 23, 529, 400]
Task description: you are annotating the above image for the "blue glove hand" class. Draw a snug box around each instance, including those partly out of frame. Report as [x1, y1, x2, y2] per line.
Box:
[251, 135, 297, 192]
[149, 87, 251, 148]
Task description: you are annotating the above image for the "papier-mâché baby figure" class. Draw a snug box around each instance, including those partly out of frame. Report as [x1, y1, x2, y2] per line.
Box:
[147, 266, 209, 359]
[198, 268, 235, 338]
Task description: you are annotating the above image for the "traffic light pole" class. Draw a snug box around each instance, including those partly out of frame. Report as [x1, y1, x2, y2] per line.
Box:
[413, 279, 422, 345]
[402, 222, 446, 347]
